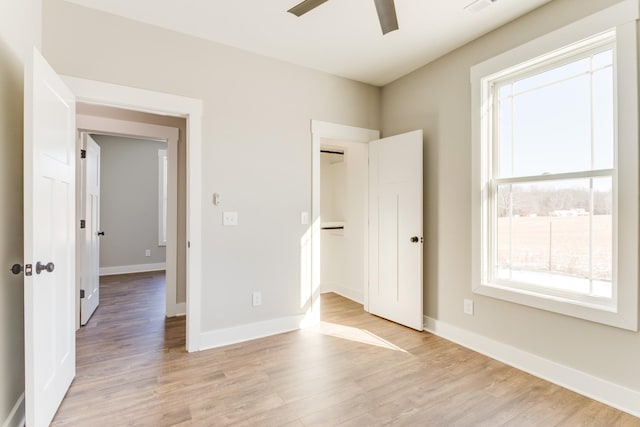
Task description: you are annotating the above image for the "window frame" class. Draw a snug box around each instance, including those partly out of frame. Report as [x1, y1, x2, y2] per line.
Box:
[470, 0, 639, 330]
[158, 148, 168, 247]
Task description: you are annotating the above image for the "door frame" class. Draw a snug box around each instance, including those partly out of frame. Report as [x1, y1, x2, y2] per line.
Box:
[310, 120, 379, 312]
[75, 117, 181, 329]
[63, 76, 203, 352]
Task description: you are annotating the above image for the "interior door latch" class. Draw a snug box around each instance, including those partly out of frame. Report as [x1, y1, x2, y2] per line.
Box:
[11, 264, 33, 276]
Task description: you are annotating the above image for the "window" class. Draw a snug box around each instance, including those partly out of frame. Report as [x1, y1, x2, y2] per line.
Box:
[158, 149, 168, 247]
[471, 1, 638, 330]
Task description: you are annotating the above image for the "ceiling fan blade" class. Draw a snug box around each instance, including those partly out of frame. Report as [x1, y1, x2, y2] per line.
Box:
[373, 0, 399, 34]
[288, 0, 331, 17]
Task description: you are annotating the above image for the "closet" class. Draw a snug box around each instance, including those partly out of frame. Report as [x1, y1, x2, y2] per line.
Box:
[319, 141, 368, 303]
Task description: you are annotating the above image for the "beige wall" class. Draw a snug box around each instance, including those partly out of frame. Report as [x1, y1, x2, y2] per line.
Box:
[42, 0, 380, 331]
[381, 0, 640, 392]
[0, 0, 40, 423]
[78, 104, 188, 302]
[92, 135, 167, 268]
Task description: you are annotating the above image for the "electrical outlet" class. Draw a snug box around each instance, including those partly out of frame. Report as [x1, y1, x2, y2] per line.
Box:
[252, 291, 262, 307]
[145, 249, 151, 257]
[464, 298, 474, 316]
[223, 211, 238, 226]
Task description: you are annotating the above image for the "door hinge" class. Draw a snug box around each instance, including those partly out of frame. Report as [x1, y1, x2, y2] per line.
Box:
[80, 219, 86, 229]
[80, 149, 87, 159]
[80, 289, 85, 299]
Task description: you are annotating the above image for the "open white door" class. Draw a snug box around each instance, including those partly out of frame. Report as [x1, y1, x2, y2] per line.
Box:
[368, 130, 423, 330]
[81, 134, 100, 325]
[24, 49, 76, 426]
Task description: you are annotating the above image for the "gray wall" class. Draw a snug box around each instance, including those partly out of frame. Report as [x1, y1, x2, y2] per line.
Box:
[0, 0, 40, 423]
[92, 135, 167, 269]
[381, 0, 639, 392]
[41, 0, 380, 331]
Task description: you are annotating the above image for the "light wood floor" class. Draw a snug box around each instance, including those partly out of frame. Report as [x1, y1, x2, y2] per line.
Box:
[51, 271, 639, 426]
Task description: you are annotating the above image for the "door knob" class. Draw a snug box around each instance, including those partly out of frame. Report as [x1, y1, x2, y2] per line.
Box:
[97, 231, 105, 236]
[35, 262, 55, 274]
[10, 264, 23, 275]
[410, 236, 420, 243]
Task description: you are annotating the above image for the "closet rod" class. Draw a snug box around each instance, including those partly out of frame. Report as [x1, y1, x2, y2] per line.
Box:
[320, 150, 344, 155]
[321, 226, 345, 230]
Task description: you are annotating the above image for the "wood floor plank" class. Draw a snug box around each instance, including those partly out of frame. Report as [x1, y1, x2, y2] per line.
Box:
[51, 273, 640, 426]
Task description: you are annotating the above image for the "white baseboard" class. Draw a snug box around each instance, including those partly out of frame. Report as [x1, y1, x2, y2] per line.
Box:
[423, 316, 640, 418]
[99, 263, 166, 276]
[166, 302, 186, 317]
[198, 314, 305, 351]
[2, 393, 25, 427]
[321, 284, 364, 305]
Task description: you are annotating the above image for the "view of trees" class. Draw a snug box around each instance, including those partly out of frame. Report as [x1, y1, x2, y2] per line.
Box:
[497, 184, 612, 217]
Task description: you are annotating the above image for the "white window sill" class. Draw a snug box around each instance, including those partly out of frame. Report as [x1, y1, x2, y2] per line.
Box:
[473, 281, 636, 331]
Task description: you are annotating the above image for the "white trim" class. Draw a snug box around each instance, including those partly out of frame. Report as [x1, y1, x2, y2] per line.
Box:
[99, 263, 166, 276]
[311, 120, 379, 317]
[1, 394, 25, 427]
[321, 287, 364, 305]
[63, 76, 203, 352]
[198, 314, 306, 351]
[423, 316, 640, 418]
[166, 302, 186, 318]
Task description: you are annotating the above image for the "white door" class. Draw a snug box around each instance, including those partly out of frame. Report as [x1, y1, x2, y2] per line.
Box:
[368, 130, 423, 330]
[81, 134, 101, 325]
[24, 48, 76, 427]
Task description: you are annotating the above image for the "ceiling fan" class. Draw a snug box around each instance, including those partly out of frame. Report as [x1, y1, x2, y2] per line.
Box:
[287, 0, 399, 35]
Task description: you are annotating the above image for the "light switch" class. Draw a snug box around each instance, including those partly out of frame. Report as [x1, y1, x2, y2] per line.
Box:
[301, 211, 309, 225]
[223, 211, 238, 226]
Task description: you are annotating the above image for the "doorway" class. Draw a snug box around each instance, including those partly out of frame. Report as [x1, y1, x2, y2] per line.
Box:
[310, 121, 379, 313]
[74, 107, 184, 332]
[63, 75, 204, 351]
[311, 121, 425, 331]
[319, 140, 368, 304]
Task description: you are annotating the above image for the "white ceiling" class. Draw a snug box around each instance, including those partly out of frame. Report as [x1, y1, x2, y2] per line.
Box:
[64, 0, 554, 86]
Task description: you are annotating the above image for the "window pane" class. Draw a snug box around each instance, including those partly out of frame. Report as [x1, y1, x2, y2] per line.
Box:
[592, 49, 613, 69]
[593, 67, 614, 169]
[499, 96, 513, 177]
[496, 178, 612, 298]
[513, 57, 590, 94]
[509, 75, 591, 177]
[592, 177, 613, 297]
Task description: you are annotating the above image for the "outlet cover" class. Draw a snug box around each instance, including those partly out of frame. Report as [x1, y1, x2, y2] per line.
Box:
[145, 249, 151, 257]
[223, 211, 238, 226]
[252, 291, 262, 307]
[464, 299, 474, 315]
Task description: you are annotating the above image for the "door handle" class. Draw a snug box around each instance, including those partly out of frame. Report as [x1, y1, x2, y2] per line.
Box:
[35, 262, 55, 274]
[410, 236, 423, 243]
[97, 231, 105, 236]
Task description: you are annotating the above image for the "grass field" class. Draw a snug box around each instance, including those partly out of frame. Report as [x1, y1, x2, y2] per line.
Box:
[496, 215, 612, 283]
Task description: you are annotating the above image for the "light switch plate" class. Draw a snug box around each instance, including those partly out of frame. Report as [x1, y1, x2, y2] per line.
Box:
[301, 211, 309, 225]
[223, 211, 238, 226]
